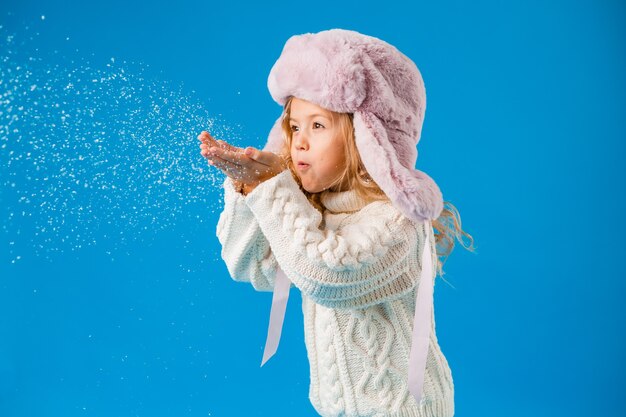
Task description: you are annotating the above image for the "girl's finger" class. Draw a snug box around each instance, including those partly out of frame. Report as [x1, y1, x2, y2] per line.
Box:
[198, 132, 243, 154]
[211, 146, 249, 166]
[198, 131, 215, 140]
[243, 147, 283, 168]
[200, 143, 211, 157]
[208, 154, 248, 177]
[198, 131, 220, 147]
[214, 146, 266, 171]
[199, 131, 231, 149]
[208, 161, 237, 180]
[215, 139, 241, 153]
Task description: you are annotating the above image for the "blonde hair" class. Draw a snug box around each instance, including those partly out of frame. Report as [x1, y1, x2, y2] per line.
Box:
[277, 96, 475, 281]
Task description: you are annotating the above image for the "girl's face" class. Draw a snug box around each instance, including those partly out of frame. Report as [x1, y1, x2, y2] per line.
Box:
[289, 98, 348, 193]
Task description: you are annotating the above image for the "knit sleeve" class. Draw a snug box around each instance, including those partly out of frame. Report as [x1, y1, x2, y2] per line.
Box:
[243, 169, 429, 309]
[215, 176, 284, 292]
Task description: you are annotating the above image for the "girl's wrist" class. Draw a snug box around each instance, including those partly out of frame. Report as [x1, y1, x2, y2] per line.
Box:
[241, 182, 257, 196]
[233, 179, 258, 196]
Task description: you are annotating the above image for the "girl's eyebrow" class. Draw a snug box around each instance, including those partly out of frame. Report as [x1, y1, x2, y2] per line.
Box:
[289, 113, 331, 121]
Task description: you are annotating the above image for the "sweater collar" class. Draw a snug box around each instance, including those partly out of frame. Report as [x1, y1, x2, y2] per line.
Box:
[320, 189, 369, 213]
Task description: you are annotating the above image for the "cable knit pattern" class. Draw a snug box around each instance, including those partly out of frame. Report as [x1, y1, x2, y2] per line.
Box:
[215, 170, 455, 417]
[316, 309, 345, 413]
[353, 309, 391, 407]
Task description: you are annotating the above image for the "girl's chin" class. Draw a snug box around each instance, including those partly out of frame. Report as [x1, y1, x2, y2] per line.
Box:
[304, 186, 327, 194]
[300, 180, 321, 194]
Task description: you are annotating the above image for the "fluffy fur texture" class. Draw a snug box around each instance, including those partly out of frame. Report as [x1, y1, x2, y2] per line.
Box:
[263, 28, 444, 222]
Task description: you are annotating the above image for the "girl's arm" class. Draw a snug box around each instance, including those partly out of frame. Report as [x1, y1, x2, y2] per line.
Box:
[242, 169, 435, 310]
[216, 175, 285, 292]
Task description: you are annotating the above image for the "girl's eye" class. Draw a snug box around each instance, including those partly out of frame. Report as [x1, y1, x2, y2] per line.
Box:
[290, 123, 323, 131]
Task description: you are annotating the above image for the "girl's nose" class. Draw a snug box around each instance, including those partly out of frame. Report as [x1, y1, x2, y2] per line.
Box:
[294, 133, 309, 150]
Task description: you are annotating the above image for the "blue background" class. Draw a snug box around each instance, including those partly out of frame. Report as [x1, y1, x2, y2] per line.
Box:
[1, 0, 624, 416]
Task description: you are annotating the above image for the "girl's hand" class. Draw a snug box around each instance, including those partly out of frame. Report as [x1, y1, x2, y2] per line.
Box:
[197, 131, 287, 188]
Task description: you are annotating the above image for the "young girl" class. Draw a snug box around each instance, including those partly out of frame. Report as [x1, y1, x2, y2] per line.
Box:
[199, 29, 473, 417]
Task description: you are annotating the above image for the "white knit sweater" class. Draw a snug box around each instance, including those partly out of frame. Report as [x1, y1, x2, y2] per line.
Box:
[216, 169, 455, 417]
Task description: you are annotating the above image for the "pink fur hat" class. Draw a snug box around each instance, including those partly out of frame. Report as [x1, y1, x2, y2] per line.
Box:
[263, 28, 444, 222]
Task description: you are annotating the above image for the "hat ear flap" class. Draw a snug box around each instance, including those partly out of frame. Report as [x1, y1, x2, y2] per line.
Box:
[263, 116, 285, 154]
[402, 169, 445, 222]
[354, 110, 444, 222]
